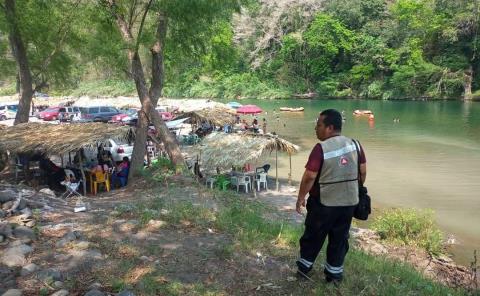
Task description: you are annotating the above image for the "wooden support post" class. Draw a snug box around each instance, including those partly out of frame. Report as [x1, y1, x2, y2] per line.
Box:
[275, 147, 279, 191]
[288, 154, 292, 185]
[77, 150, 87, 195]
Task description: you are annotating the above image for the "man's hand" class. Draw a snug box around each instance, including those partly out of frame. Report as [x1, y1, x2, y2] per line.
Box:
[296, 169, 317, 214]
[296, 197, 305, 214]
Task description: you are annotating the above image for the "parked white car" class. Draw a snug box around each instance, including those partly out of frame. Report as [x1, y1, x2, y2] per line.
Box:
[104, 139, 134, 162]
[0, 103, 18, 121]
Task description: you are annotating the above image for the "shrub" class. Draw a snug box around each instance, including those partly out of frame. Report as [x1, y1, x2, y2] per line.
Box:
[70, 79, 136, 97]
[472, 90, 480, 100]
[371, 208, 443, 256]
[0, 83, 16, 96]
[141, 157, 176, 183]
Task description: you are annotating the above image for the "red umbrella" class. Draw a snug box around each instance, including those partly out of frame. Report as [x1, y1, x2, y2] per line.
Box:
[237, 105, 263, 114]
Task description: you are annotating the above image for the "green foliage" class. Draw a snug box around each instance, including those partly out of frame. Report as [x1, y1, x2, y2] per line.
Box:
[303, 13, 355, 77]
[473, 90, 480, 100]
[164, 71, 290, 99]
[0, 83, 16, 96]
[141, 157, 177, 183]
[372, 208, 444, 255]
[1, 0, 87, 90]
[1, 0, 479, 99]
[68, 79, 136, 97]
[325, 0, 386, 30]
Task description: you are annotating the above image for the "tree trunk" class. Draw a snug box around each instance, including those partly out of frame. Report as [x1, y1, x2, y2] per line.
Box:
[5, 0, 34, 124]
[463, 66, 473, 101]
[105, 2, 184, 177]
[129, 52, 184, 177]
[130, 111, 148, 176]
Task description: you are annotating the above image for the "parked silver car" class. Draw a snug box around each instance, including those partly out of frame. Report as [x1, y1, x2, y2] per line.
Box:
[75, 106, 121, 123]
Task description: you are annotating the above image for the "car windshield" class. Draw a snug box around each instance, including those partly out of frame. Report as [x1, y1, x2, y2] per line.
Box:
[126, 109, 137, 115]
[7, 105, 17, 111]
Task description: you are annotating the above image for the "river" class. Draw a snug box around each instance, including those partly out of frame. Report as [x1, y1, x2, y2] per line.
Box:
[227, 98, 480, 266]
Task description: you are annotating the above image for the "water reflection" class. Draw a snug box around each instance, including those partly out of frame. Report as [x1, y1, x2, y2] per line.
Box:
[227, 98, 480, 265]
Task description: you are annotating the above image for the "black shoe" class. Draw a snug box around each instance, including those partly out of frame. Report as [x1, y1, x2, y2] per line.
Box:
[296, 260, 312, 274]
[325, 275, 342, 286]
[296, 260, 313, 281]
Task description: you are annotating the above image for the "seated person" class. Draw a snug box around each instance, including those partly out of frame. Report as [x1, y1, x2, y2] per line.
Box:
[240, 119, 249, 131]
[242, 163, 252, 173]
[98, 150, 114, 168]
[111, 157, 130, 187]
[117, 156, 130, 171]
[223, 124, 232, 133]
[39, 156, 66, 190]
[252, 118, 259, 133]
[91, 163, 109, 174]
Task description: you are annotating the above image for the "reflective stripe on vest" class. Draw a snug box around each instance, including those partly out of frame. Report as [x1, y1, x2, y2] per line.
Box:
[318, 136, 359, 206]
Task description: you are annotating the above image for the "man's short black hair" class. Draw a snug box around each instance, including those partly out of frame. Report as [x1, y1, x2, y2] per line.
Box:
[320, 109, 342, 131]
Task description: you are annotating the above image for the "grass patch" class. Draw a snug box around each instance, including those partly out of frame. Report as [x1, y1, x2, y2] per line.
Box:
[214, 195, 301, 253]
[100, 183, 470, 295]
[372, 208, 444, 256]
[137, 274, 225, 296]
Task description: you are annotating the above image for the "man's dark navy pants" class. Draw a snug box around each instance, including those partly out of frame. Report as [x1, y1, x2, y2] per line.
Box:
[298, 196, 355, 280]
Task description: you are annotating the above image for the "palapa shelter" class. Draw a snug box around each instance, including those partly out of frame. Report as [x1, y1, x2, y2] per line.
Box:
[0, 122, 133, 193]
[0, 122, 133, 156]
[178, 106, 237, 127]
[197, 132, 299, 192]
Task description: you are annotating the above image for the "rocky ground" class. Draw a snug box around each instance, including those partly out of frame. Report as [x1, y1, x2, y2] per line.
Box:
[0, 178, 478, 296]
[0, 180, 301, 296]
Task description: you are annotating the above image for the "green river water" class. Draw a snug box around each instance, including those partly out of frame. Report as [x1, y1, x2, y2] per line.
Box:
[228, 98, 480, 266]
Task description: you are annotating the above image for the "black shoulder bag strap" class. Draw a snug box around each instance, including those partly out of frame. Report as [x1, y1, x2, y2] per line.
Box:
[313, 142, 324, 206]
[352, 139, 361, 187]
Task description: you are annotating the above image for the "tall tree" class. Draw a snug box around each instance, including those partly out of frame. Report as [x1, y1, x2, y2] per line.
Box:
[1, 0, 83, 124]
[98, 0, 241, 176]
[2, 0, 32, 124]
[432, 0, 480, 100]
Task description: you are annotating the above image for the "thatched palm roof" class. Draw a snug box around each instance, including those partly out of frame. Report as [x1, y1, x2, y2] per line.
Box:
[197, 132, 299, 170]
[178, 107, 237, 126]
[0, 122, 133, 155]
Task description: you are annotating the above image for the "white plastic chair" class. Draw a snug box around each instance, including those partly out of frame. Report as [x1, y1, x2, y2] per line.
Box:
[234, 175, 251, 193]
[205, 176, 216, 189]
[60, 169, 82, 198]
[255, 172, 268, 191]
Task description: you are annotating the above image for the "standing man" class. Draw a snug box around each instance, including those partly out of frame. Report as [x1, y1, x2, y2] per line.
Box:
[296, 109, 366, 283]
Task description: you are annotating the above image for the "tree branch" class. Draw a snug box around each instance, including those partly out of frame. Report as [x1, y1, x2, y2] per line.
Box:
[149, 11, 167, 102]
[134, 0, 153, 53]
[127, 0, 138, 30]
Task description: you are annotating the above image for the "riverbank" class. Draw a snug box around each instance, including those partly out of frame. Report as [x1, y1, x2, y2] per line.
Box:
[0, 174, 477, 295]
[2, 94, 479, 267]
[3, 79, 480, 101]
